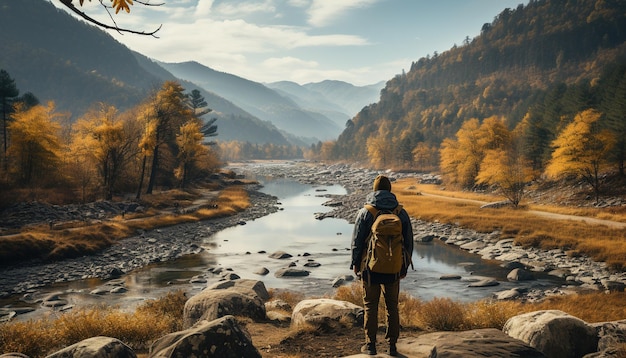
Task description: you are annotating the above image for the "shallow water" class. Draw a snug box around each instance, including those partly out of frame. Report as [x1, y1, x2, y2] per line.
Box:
[203, 177, 564, 301]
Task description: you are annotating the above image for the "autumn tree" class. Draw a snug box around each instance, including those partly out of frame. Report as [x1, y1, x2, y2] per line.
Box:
[476, 132, 535, 207]
[7, 102, 64, 186]
[411, 142, 439, 172]
[439, 118, 482, 188]
[138, 81, 193, 195]
[545, 109, 616, 202]
[440, 116, 512, 189]
[366, 121, 393, 169]
[71, 103, 139, 200]
[175, 120, 213, 188]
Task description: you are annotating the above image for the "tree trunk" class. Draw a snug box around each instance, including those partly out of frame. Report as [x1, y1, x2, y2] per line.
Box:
[146, 145, 159, 194]
[136, 155, 147, 200]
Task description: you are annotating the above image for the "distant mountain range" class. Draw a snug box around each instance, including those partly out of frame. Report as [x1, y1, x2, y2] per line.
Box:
[0, 0, 384, 146]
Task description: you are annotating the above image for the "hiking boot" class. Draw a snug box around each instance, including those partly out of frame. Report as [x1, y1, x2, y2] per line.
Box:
[361, 342, 377, 355]
[389, 342, 398, 356]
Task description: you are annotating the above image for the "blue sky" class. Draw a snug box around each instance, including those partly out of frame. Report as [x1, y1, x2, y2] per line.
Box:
[56, 0, 527, 85]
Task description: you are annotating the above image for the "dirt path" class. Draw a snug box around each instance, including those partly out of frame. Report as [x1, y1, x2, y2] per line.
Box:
[420, 192, 626, 229]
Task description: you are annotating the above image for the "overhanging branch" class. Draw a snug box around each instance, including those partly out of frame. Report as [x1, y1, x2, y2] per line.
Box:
[59, 0, 162, 37]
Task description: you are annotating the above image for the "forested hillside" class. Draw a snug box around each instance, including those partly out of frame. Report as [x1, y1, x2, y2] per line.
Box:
[327, 0, 626, 199]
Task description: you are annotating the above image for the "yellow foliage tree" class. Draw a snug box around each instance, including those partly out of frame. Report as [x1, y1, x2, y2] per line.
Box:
[366, 120, 393, 169]
[440, 116, 513, 189]
[139, 81, 194, 195]
[71, 103, 139, 200]
[439, 118, 482, 187]
[545, 109, 616, 202]
[175, 120, 210, 188]
[476, 145, 535, 207]
[412, 142, 439, 172]
[7, 102, 64, 186]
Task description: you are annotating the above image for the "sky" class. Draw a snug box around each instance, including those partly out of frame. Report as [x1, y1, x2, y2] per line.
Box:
[55, 0, 527, 86]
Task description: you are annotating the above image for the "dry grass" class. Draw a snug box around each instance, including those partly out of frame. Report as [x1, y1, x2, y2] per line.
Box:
[3, 285, 626, 357]
[0, 290, 187, 358]
[334, 282, 626, 331]
[395, 179, 626, 271]
[0, 186, 251, 266]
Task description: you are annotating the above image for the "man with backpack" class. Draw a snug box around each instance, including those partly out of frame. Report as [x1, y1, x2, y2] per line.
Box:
[350, 175, 414, 356]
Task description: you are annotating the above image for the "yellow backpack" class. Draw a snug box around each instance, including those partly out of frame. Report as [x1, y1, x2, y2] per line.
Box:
[362, 204, 405, 274]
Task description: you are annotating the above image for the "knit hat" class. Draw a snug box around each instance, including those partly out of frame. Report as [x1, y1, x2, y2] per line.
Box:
[373, 175, 392, 191]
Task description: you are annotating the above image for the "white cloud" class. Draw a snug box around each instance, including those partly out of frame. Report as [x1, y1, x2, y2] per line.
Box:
[262, 56, 318, 69]
[287, 0, 310, 8]
[194, 0, 215, 17]
[213, 1, 276, 17]
[307, 0, 380, 27]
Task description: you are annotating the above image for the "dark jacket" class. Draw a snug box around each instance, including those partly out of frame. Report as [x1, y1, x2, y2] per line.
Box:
[350, 190, 414, 282]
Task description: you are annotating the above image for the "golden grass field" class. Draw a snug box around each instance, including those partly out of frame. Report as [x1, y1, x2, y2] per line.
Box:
[394, 178, 626, 271]
[0, 186, 251, 266]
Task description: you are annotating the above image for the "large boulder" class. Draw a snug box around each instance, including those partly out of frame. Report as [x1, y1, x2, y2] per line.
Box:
[391, 328, 545, 357]
[46, 336, 136, 358]
[503, 310, 598, 358]
[291, 298, 363, 330]
[149, 315, 261, 358]
[183, 280, 267, 328]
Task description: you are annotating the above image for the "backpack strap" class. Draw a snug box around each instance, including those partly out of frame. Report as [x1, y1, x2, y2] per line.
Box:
[364, 204, 378, 218]
[365, 204, 402, 217]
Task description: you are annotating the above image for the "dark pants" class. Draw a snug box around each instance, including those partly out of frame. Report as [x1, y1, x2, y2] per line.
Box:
[362, 278, 400, 345]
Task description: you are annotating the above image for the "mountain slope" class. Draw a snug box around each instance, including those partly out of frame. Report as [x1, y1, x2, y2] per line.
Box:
[331, 0, 626, 163]
[0, 0, 291, 146]
[0, 0, 160, 115]
[264, 80, 384, 130]
[159, 61, 342, 142]
[132, 53, 290, 145]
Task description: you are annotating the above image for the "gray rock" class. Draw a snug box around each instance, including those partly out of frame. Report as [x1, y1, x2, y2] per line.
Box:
[504, 310, 598, 358]
[601, 280, 626, 292]
[46, 336, 136, 358]
[388, 328, 545, 357]
[331, 277, 346, 287]
[291, 298, 363, 330]
[268, 251, 292, 259]
[149, 315, 261, 358]
[253, 267, 269, 275]
[467, 278, 500, 287]
[440, 274, 462, 280]
[183, 280, 268, 328]
[274, 268, 310, 277]
[493, 288, 523, 300]
[507, 268, 535, 281]
[592, 319, 626, 352]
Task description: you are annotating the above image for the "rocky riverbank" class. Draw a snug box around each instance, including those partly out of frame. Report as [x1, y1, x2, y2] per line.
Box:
[0, 187, 280, 299]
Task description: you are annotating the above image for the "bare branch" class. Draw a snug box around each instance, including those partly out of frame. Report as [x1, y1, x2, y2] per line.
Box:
[58, 0, 162, 37]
